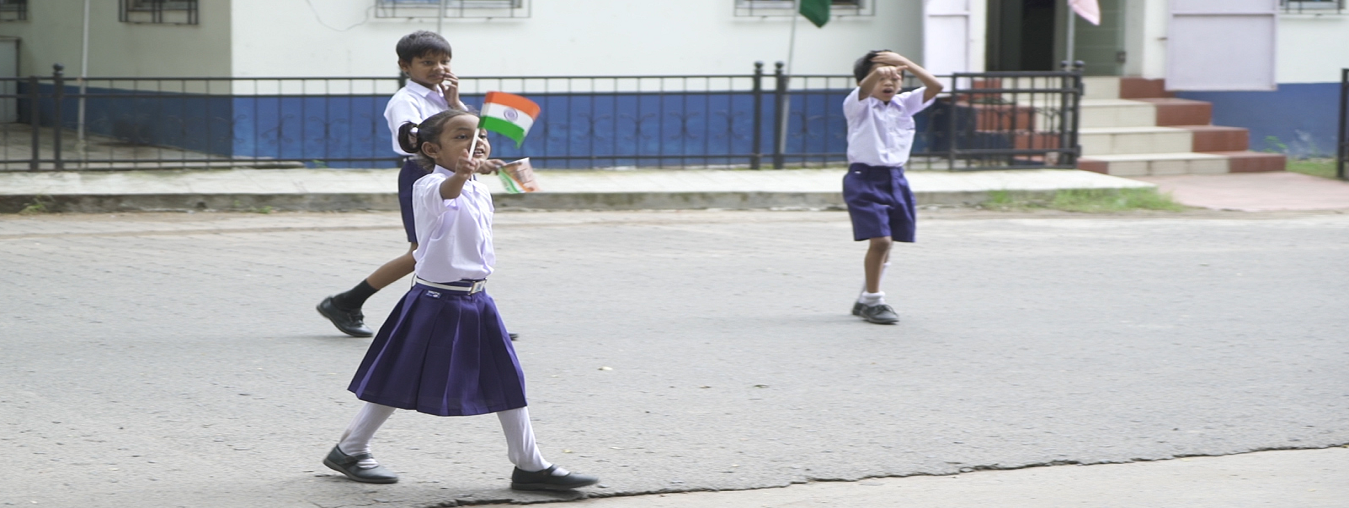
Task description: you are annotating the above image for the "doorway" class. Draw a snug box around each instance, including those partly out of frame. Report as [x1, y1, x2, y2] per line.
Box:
[986, 0, 1124, 75]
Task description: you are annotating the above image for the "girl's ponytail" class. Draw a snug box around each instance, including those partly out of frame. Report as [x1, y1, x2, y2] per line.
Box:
[399, 108, 477, 171]
[397, 122, 423, 155]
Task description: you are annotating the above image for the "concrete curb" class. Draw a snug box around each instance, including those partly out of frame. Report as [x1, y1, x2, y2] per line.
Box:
[0, 189, 1083, 214]
[0, 168, 1154, 213]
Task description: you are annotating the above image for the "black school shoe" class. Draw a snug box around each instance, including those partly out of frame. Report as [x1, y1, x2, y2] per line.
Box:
[858, 303, 900, 324]
[851, 301, 865, 316]
[323, 445, 399, 484]
[317, 296, 374, 337]
[510, 465, 599, 491]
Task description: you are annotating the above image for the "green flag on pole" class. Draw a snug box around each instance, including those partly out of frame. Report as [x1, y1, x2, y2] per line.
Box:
[799, 0, 830, 28]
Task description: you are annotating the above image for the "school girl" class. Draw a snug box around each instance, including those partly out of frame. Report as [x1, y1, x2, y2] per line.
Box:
[322, 109, 598, 491]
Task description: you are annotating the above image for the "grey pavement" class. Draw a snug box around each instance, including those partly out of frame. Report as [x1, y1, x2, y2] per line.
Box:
[1136, 171, 1349, 212]
[2, 209, 1347, 507]
[0, 167, 1154, 213]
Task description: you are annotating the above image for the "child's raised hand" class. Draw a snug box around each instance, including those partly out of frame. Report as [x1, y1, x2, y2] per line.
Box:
[477, 159, 508, 175]
[442, 72, 465, 110]
[871, 51, 911, 68]
[454, 148, 480, 176]
[875, 65, 904, 81]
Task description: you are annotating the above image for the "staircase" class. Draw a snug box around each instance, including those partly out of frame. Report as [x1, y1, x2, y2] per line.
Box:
[1075, 77, 1285, 176]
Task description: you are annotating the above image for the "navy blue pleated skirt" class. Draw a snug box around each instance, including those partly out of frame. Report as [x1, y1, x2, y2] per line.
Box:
[347, 282, 528, 416]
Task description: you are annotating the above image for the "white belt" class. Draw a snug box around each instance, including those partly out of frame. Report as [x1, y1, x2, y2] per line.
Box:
[414, 277, 486, 294]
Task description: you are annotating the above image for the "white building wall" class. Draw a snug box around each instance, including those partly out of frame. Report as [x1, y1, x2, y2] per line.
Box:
[1121, 0, 1169, 79]
[1276, 14, 1349, 84]
[230, 0, 924, 78]
[1122, 1, 1348, 84]
[0, 0, 231, 77]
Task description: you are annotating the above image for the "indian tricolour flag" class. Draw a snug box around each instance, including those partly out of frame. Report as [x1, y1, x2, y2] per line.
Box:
[480, 91, 540, 147]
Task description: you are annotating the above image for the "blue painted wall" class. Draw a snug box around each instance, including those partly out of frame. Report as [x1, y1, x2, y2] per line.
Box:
[19, 85, 988, 169]
[22, 83, 234, 157]
[1177, 82, 1341, 159]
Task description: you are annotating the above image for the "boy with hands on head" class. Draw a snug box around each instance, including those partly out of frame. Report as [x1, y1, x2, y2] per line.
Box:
[842, 50, 943, 324]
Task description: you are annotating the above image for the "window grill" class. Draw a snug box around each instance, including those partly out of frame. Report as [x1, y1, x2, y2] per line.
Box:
[375, 0, 530, 19]
[1281, 0, 1344, 14]
[735, 0, 872, 19]
[119, 0, 199, 25]
[0, 0, 27, 22]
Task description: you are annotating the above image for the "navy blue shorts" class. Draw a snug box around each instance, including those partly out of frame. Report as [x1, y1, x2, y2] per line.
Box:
[842, 163, 916, 243]
[398, 159, 428, 243]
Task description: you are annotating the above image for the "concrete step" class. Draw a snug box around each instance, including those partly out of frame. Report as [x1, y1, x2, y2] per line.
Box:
[1077, 151, 1286, 176]
[1132, 98, 1213, 126]
[1078, 152, 1229, 176]
[1179, 125, 1251, 152]
[1080, 99, 1158, 128]
[1080, 126, 1194, 156]
[1081, 76, 1122, 100]
[1208, 151, 1287, 173]
[1119, 77, 1175, 99]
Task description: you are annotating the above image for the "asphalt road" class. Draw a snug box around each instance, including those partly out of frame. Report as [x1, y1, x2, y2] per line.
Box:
[2, 209, 1346, 507]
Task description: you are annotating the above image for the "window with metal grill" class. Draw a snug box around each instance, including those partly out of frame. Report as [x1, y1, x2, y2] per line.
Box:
[120, 0, 199, 25]
[375, 0, 530, 19]
[0, 0, 27, 22]
[735, 0, 871, 19]
[1281, 0, 1344, 14]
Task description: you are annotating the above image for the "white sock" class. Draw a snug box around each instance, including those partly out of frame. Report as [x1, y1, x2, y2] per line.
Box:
[859, 262, 891, 301]
[338, 403, 396, 469]
[859, 291, 886, 306]
[498, 407, 568, 475]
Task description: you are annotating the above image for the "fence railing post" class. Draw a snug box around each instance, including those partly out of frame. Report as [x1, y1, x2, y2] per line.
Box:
[1338, 67, 1347, 180]
[947, 74, 959, 170]
[28, 75, 39, 170]
[751, 61, 763, 170]
[772, 61, 786, 169]
[1068, 62, 1084, 168]
[52, 64, 64, 171]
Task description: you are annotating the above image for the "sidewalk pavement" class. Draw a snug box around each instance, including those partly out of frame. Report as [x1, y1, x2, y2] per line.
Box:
[1136, 171, 1349, 212]
[0, 167, 1154, 214]
[554, 447, 1349, 508]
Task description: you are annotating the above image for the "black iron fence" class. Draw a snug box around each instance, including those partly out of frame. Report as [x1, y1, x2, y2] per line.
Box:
[4, 63, 1081, 171]
[1339, 68, 1347, 180]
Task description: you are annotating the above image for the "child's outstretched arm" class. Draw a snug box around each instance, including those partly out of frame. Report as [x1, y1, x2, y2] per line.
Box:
[439, 148, 480, 199]
[873, 52, 944, 102]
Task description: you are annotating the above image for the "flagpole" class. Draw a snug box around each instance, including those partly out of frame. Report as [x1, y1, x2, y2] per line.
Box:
[1064, 0, 1075, 70]
[437, 0, 448, 35]
[77, 0, 90, 164]
[777, 0, 800, 168]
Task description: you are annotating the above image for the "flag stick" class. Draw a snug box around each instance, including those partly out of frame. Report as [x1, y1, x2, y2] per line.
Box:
[467, 128, 480, 169]
[1064, 0, 1076, 70]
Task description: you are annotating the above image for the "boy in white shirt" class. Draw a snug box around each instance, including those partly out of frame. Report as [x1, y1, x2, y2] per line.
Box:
[317, 31, 468, 337]
[842, 50, 943, 324]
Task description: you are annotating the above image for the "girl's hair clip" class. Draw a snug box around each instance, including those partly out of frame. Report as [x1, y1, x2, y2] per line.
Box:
[409, 126, 420, 138]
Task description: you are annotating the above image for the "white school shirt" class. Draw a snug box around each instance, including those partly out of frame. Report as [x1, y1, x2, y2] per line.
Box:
[385, 81, 450, 156]
[411, 165, 495, 282]
[843, 87, 935, 168]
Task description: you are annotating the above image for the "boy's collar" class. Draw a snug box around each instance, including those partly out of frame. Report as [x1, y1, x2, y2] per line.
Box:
[406, 80, 438, 95]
